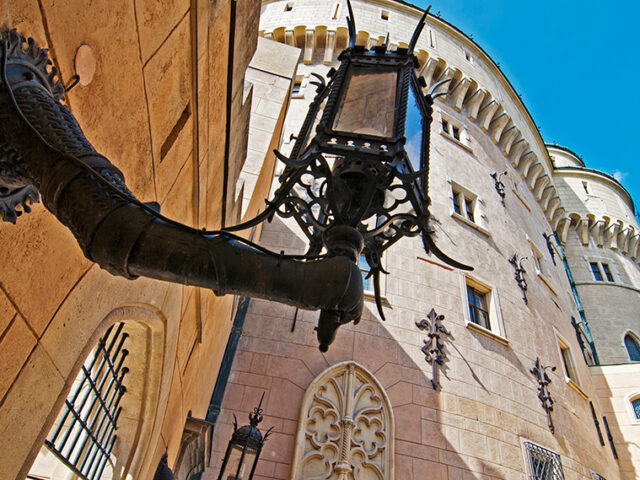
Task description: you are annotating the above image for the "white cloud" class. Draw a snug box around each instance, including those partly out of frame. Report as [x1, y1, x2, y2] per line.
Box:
[612, 170, 628, 182]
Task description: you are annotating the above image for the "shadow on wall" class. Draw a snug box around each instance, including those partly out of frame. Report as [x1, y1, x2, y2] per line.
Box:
[203, 217, 579, 480]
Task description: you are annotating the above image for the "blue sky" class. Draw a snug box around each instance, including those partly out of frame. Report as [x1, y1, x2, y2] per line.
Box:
[410, 0, 639, 214]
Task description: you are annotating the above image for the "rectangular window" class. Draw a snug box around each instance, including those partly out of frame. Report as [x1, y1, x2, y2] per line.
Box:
[441, 118, 449, 134]
[452, 192, 461, 215]
[467, 285, 490, 330]
[557, 336, 579, 385]
[522, 440, 565, 480]
[380, 10, 390, 20]
[464, 197, 474, 222]
[590, 262, 603, 281]
[359, 255, 373, 293]
[602, 263, 614, 282]
[452, 125, 460, 140]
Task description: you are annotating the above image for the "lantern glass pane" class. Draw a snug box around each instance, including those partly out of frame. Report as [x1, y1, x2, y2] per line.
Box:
[223, 444, 258, 480]
[404, 82, 425, 173]
[333, 66, 398, 137]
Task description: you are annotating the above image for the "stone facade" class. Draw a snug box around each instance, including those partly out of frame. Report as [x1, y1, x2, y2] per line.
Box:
[207, 1, 640, 479]
[0, 1, 295, 479]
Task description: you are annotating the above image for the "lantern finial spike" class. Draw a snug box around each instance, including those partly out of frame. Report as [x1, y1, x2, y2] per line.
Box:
[408, 5, 431, 55]
[249, 392, 265, 427]
[346, 0, 357, 48]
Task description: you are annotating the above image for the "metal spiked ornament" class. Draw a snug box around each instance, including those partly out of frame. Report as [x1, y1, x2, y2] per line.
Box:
[225, 2, 472, 320]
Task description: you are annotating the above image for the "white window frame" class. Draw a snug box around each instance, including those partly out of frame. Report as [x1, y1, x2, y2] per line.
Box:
[449, 180, 490, 236]
[291, 74, 306, 99]
[460, 273, 507, 345]
[440, 113, 468, 146]
[554, 329, 587, 399]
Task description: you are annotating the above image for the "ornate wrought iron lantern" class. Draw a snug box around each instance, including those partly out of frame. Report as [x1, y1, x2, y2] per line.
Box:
[226, 2, 470, 330]
[0, 2, 471, 353]
[509, 253, 528, 304]
[217, 397, 272, 480]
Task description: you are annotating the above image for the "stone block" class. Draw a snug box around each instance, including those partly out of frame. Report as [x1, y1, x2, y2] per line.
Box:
[0, 315, 36, 401]
[134, 0, 189, 63]
[265, 377, 304, 421]
[394, 403, 422, 443]
[0, 289, 16, 337]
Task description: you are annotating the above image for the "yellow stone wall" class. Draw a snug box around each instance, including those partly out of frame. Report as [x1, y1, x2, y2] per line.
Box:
[0, 1, 284, 479]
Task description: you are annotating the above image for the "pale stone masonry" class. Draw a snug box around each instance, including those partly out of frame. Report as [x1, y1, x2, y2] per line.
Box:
[207, 1, 640, 479]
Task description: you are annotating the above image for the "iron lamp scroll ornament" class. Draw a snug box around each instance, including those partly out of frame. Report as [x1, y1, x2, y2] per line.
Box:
[490, 171, 507, 205]
[530, 357, 556, 433]
[217, 395, 273, 480]
[0, 1, 471, 352]
[416, 308, 451, 389]
[226, 2, 471, 328]
[509, 253, 528, 304]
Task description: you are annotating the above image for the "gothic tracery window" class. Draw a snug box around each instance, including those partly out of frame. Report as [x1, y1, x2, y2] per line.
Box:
[291, 361, 394, 479]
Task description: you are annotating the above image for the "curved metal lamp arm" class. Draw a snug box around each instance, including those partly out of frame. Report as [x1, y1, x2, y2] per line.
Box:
[0, 29, 362, 351]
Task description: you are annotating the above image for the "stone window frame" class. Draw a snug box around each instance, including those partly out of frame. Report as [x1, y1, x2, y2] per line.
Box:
[587, 259, 616, 283]
[380, 8, 390, 21]
[291, 74, 306, 99]
[520, 438, 565, 480]
[554, 329, 588, 400]
[623, 330, 640, 362]
[448, 179, 490, 237]
[527, 237, 558, 297]
[460, 273, 508, 345]
[624, 391, 640, 424]
[439, 112, 471, 152]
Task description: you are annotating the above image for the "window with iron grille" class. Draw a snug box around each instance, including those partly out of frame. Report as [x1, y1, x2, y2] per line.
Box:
[522, 440, 565, 480]
[40, 323, 129, 480]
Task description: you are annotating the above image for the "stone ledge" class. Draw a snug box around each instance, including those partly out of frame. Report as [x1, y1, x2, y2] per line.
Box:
[465, 321, 509, 346]
[452, 212, 491, 237]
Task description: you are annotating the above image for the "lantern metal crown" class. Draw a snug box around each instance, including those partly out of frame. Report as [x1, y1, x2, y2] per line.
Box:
[226, 2, 472, 319]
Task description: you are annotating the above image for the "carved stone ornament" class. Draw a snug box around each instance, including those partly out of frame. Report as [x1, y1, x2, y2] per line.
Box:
[291, 361, 394, 479]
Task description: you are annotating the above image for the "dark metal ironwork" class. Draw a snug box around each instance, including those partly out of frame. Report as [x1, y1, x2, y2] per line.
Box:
[45, 322, 129, 480]
[153, 454, 175, 480]
[522, 441, 565, 479]
[530, 357, 556, 434]
[415, 308, 450, 389]
[224, 1, 470, 326]
[542, 232, 557, 266]
[509, 253, 528, 304]
[217, 394, 273, 480]
[490, 171, 507, 205]
[0, 3, 472, 350]
[589, 401, 605, 446]
[0, 28, 363, 352]
[570, 316, 594, 365]
[602, 416, 618, 459]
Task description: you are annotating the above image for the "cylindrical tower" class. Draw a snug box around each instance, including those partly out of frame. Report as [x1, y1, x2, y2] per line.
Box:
[209, 1, 638, 479]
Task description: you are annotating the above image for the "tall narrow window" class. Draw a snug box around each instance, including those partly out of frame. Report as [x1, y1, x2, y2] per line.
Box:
[467, 285, 490, 330]
[590, 262, 603, 281]
[632, 398, 640, 420]
[358, 255, 373, 293]
[624, 333, 640, 361]
[557, 336, 579, 385]
[601, 263, 614, 282]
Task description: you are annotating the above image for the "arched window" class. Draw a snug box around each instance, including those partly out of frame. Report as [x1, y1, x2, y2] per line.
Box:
[624, 333, 640, 362]
[290, 361, 394, 479]
[632, 398, 640, 421]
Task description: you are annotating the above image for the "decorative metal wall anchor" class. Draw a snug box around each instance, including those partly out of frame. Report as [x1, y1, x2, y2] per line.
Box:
[509, 254, 528, 304]
[490, 171, 507, 205]
[542, 232, 557, 265]
[416, 308, 451, 389]
[530, 357, 556, 433]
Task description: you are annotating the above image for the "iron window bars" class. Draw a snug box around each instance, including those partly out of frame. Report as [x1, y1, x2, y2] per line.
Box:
[44, 322, 129, 480]
[522, 441, 565, 480]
